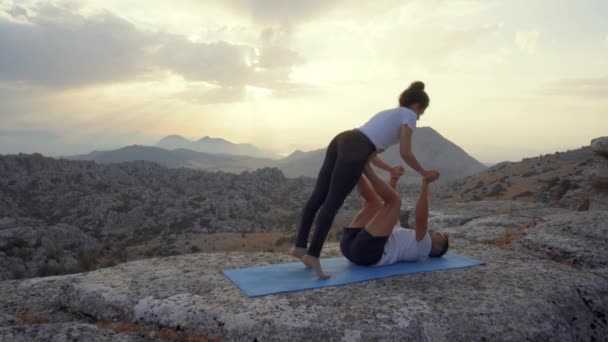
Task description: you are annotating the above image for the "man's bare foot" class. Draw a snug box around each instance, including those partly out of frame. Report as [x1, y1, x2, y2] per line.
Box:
[303, 254, 331, 280]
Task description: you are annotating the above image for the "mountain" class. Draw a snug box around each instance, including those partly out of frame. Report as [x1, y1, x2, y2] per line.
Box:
[67, 128, 486, 183]
[277, 127, 487, 182]
[156, 135, 192, 150]
[68, 145, 274, 173]
[156, 135, 279, 159]
[69, 145, 187, 167]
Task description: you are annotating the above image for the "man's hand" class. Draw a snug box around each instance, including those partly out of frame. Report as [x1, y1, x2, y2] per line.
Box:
[390, 165, 405, 179]
[423, 170, 440, 183]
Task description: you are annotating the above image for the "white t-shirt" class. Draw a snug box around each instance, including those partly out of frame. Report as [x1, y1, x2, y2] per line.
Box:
[359, 107, 417, 151]
[375, 225, 431, 266]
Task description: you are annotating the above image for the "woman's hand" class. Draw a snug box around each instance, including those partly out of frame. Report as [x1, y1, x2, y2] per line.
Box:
[423, 170, 440, 183]
[390, 165, 405, 179]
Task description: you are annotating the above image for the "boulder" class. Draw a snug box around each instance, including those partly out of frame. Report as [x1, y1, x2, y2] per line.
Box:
[591, 137, 608, 157]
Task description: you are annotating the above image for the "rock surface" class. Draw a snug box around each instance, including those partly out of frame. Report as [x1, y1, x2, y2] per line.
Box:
[591, 137, 608, 211]
[1, 204, 606, 341]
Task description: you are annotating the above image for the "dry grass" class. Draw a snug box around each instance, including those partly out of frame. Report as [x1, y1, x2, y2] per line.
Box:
[536, 250, 578, 268]
[15, 308, 49, 325]
[98, 320, 221, 342]
[130, 226, 345, 257]
[481, 219, 540, 250]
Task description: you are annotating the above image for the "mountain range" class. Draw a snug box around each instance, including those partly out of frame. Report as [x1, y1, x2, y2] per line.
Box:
[67, 127, 487, 183]
[156, 135, 279, 159]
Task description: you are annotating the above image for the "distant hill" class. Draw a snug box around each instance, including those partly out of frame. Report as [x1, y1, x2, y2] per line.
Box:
[157, 135, 279, 159]
[67, 127, 486, 183]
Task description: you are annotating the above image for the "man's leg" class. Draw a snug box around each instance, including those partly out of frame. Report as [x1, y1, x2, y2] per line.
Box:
[348, 175, 383, 228]
[362, 165, 402, 237]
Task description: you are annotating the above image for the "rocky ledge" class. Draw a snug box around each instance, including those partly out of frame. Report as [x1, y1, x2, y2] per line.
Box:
[0, 202, 607, 341]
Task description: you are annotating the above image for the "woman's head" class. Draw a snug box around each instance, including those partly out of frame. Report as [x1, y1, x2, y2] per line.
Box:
[398, 81, 430, 117]
[429, 231, 449, 257]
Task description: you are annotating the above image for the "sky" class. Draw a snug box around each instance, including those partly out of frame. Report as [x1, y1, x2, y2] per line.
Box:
[0, 0, 606, 163]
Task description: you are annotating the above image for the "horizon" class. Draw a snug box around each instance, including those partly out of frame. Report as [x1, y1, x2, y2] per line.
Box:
[1, 1, 606, 164]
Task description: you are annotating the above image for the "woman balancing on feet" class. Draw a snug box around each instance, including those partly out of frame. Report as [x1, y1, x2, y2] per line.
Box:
[292, 81, 438, 279]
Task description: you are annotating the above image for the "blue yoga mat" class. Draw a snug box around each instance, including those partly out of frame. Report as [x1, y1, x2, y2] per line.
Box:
[223, 252, 483, 297]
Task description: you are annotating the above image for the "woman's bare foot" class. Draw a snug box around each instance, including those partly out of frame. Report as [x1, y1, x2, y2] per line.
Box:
[291, 247, 306, 259]
[291, 247, 311, 268]
[303, 254, 331, 280]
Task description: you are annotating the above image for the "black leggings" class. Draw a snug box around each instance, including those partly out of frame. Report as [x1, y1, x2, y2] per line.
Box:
[296, 129, 376, 257]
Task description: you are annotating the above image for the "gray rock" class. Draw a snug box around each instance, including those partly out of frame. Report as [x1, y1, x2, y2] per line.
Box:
[512, 211, 608, 270]
[592, 168, 608, 189]
[409, 200, 567, 229]
[591, 136, 608, 157]
[53, 249, 606, 341]
[0, 313, 19, 327]
[0, 323, 147, 342]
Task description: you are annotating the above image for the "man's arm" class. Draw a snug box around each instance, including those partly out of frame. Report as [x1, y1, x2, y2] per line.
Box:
[399, 125, 429, 177]
[414, 179, 430, 241]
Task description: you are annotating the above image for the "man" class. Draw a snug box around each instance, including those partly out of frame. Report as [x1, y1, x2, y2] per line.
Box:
[340, 164, 448, 267]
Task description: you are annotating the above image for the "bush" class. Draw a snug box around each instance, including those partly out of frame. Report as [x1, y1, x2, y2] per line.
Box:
[487, 184, 506, 197]
[190, 246, 201, 253]
[78, 249, 98, 271]
[38, 264, 66, 277]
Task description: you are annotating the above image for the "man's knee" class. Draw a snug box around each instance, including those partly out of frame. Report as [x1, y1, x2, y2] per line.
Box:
[366, 197, 383, 212]
[385, 191, 401, 208]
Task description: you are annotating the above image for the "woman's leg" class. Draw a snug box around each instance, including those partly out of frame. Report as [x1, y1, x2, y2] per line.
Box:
[303, 130, 375, 279]
[294, 138, 338, 252]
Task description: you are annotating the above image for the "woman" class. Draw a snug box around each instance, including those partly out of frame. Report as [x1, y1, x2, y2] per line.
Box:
[293, 81, 438, 279]
[340, 165, 448, 268]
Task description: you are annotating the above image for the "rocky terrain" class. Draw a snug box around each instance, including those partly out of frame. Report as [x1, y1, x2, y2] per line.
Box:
[1, 153, 415, 281]
[0, 201, 606, 341]
[1, 137, 606, 341]
[440, 145, 598, 210]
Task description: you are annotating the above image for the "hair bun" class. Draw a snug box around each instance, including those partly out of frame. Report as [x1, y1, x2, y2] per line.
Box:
[409, 81, 425, 91]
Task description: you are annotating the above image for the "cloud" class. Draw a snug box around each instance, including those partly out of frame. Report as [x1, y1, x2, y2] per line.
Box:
[179, 85, 247, 105]
[537, 75, 608, 99]
[220, 0, 342, 25]
[0, 2, 303, 93]
[0, 3, 154, 88]
[376, 24, 500, 65]
[515, 30, 540, 54]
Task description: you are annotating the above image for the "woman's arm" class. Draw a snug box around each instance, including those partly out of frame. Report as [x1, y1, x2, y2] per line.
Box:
[399, 125, 432, 178]
[370, 156, 392, 172]
[371, 156, 405, 179]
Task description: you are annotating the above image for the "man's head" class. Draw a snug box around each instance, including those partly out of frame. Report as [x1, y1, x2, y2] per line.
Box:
[429, 231, 449, 257]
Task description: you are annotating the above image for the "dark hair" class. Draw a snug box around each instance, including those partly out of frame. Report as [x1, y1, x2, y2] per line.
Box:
[430, 233, 449, 258]
[399, 81, 430, 109]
